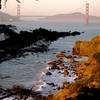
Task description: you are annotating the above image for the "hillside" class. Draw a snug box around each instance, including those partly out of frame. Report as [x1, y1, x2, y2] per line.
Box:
[41, 12, 100, 22]
[0, 11, 20, 22]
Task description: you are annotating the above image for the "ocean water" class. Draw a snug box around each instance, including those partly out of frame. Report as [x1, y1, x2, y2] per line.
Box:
[0, 20, 100, 88]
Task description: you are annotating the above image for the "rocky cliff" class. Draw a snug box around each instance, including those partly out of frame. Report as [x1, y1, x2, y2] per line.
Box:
[72, 36, 100, 56]
[52, 36, 100, 100]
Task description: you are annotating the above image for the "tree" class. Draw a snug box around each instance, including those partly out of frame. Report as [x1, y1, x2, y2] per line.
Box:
[0, 0, 20, 9]
[0, 0, 1, 9]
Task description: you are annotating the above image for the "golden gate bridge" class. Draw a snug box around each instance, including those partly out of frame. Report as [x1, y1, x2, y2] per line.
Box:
[16, 2, 89, 24]
[0, 0, 99, 25]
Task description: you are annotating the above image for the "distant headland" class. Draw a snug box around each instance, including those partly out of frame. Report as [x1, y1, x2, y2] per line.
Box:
[0, 11, 100, 22]
[40, 12, 100, 22]
[0, 11, 20, 22]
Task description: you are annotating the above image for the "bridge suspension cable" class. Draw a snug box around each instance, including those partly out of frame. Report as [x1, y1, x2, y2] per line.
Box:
[66, 6, 84, 14]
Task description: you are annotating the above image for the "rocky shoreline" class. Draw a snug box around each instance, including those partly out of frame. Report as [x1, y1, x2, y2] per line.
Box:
[0, 36, 100, 100]
[0, 24, 81, 63]
[0, 52, 84, 100]
[52, 36, 100, 100]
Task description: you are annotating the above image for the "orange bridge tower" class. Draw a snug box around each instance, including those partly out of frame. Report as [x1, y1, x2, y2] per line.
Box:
[85, 3, 89, 25]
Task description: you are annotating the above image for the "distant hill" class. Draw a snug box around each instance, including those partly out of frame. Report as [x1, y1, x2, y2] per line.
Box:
[0, 11, 20, 22]
[41, 12, 100, 22]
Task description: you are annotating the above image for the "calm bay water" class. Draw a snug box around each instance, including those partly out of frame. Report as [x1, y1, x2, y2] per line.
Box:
[0, 20, 100, 88]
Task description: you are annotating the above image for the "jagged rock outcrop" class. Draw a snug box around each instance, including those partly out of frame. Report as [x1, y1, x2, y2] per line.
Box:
[0, 24, 81, 62]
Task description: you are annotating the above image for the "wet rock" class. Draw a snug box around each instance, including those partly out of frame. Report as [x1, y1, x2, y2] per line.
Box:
[0, 88, 11, 99]
[35, 95, 43, 100]
[69, 75, 71, 77]
[48, 94, 53, 99]
[47, 61, 60, 69]
[47, 83, 56, 87]
[67, 50, 71, 53]
[46, 72, 52, 75]
[35, 94, 53, 100]
[56, 52, 66, 58]
[57, 86, 61, 90]
[58, 71, 63, 74]
[64, 68, 69, 77]
[10, 85, 24, 93]
[66, 55, 73, 58]
[27, 95, 33, 100]
[56, 58, 63, 65]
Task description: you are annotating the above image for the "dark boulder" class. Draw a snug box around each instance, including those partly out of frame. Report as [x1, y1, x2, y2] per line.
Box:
[46, 72, 52, 75]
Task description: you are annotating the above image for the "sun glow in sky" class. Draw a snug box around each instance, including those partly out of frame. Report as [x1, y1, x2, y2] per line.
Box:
[1, 0, 100, 16]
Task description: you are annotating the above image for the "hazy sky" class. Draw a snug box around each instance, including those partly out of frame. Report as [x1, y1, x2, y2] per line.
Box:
[1, 0, 100, 16]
